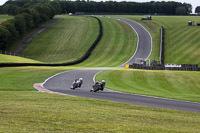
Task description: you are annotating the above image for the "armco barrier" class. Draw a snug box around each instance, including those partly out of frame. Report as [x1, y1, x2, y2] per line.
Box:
[0, 16, 103, 67]
[129, 64, 200, 71]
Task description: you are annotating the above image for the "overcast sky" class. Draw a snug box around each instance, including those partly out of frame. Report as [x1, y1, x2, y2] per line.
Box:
[0, 0, 199, 13]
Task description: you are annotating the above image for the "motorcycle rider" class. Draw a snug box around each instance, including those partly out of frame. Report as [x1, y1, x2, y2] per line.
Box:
[78, 78, 83, 87]
[90, 80, 105, 92]
[70, 78, 83, 89]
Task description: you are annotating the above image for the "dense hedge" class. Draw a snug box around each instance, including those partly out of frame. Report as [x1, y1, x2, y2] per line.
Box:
[0, 0, 61, 51]
[0, 16, 102, 67]
[159, 26, 164, 64]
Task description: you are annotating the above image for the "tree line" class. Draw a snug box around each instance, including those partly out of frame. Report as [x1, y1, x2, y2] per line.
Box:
[1, 0, 193, 15]
[0, 0, 61, 51]
[58, 1, 192, 15]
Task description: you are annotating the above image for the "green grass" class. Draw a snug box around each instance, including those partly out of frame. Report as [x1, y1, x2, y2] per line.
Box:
[0, 15, 13, 23]
[1, 91, 200, 132]
[7, 19, 58, 53]
[120, 15, 200, 66]
[77, 17, 137, 67]
[0, 67, 200, 132]
[0, 66, 73, 91]
[20, 15, 99, 63]
[96, 68, 200, 102]
[19, 16, 137, 67]
[0, 54, 42, 63]
[155, 16, 200, 66]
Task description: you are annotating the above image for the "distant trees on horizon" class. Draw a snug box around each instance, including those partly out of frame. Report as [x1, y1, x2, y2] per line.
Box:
[59, 0, 192, 15]
[0, 0, 192, 15]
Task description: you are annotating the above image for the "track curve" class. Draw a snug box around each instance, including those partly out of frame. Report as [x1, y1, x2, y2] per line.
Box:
[42, 18, 200, 113]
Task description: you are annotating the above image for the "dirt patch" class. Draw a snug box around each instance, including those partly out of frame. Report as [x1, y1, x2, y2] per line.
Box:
[0, 20, 4, 24]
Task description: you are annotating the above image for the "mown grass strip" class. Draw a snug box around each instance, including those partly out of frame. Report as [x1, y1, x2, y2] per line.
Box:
[0, 91, 200, 132]
[96, 68, 200, 102]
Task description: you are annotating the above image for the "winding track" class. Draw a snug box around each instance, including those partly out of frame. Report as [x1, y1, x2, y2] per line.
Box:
[43, 18, 200, 113]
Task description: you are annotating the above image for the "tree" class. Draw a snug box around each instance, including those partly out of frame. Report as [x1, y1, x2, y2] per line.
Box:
[176, 7, 187, 15]
[14, 14, 27, 35]
[0, 26, 11, 51]
[1, 20, 19, 43]
[195, 6, 200, 14]
[32, 3, 51, 21]
[3, 4, 20, 15]
[29, 8, 41, 27]
[22, 13, 34, 31]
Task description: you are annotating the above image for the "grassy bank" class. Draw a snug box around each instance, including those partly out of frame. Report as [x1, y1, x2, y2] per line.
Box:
[1, 91, 200, 132]
[0, 54, 42, 63]
[20, 15, 99, 63]
[96, 68, 200, 102]
[121, 15, 200, 66]
[77, 17, 137, 67]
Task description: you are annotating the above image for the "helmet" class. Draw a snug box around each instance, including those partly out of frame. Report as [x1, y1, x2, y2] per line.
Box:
[102, 80, 105, 83]
[79, 78, 83, 81]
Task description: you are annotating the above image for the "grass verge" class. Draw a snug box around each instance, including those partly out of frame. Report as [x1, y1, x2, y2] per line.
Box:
[0, 91, 200, 132]
[0, 66, 73, 91]
[96, 68, 200, 102]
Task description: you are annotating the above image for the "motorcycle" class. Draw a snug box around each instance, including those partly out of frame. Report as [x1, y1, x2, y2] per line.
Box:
[70, 78, 83, 89]
[90, 81, 105, 92]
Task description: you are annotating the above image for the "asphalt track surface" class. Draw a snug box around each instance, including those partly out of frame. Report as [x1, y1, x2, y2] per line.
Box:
[43, 18, 200, 113]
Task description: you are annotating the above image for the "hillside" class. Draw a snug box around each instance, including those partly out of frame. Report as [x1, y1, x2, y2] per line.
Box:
[123, 15, 200, 66]
[20, 15, 99, 63]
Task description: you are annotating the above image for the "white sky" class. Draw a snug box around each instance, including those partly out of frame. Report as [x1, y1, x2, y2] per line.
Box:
[0, 0, 199, 13]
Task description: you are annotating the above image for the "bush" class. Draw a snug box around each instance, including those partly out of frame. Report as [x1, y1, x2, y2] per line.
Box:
[0, 26, 11, 51]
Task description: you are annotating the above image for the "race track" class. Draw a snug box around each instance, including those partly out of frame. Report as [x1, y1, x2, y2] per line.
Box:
[42, 18, 200, 113]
